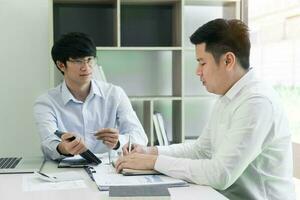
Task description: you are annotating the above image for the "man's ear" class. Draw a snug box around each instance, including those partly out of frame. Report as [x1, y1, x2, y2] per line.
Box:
[223, 52, 236, 71]
[56, 61, 66, 72]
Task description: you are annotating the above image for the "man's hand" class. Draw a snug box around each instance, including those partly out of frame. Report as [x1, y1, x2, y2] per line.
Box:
[114, 153, 158, 173]
[94, 128, 119, 149]
[57, 132, 87, 155]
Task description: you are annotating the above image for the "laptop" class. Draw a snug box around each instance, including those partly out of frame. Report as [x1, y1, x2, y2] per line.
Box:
[0, 156, 45, 174]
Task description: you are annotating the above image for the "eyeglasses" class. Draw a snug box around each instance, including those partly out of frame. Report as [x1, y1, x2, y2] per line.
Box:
[67, 57, 96, 68]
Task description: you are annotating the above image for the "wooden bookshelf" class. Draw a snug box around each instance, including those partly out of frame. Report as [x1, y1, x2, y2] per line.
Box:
[51, 0, 246, 145]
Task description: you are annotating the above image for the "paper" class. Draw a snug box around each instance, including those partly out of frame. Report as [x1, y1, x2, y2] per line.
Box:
[22, 171, 87, 192]
[91, 164, 187, 190]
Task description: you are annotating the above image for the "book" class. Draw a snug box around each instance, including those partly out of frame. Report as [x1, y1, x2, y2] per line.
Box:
[155, 112, 169, 146]
[109, 185, 170, 199]
[153, 113, 164, 146]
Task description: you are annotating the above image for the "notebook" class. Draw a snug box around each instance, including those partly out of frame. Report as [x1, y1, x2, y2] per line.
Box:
[0, 156, 45, 174]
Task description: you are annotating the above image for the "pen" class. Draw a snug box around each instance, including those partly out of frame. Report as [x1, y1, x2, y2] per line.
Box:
[84, 166, 95, 182]
[128, 135, 132, 153]
[35, 171, 57, 182]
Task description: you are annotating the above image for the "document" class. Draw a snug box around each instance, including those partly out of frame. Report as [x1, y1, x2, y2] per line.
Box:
[22, 172, 86, 192]
[89, 164, 188, 191]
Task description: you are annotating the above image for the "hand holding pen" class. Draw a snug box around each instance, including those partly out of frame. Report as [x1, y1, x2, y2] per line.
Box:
[94, 128, 120, 164]
[93, 128, 119, 149]
[122, 135, 147, 155]
[128, 135, 132, 153]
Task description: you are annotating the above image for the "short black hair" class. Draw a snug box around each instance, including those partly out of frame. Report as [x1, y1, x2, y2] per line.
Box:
[51, 32, 96, 74]
[190, 18, 250, 70]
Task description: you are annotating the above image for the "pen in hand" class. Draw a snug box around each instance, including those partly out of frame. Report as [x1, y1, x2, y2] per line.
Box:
[128, 135, 132, 153]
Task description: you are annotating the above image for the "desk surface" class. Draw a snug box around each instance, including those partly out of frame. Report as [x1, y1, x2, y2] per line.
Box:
[0, 161, 228, 200]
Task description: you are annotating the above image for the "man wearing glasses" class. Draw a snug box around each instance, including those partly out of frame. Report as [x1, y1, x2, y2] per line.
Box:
[34, 32, 148, 160]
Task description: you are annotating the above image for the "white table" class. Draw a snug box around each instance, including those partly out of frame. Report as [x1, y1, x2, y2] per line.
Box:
[0, 161, 228, 200]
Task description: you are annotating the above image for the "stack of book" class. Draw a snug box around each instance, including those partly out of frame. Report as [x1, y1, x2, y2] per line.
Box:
[153, 112, 169, 146]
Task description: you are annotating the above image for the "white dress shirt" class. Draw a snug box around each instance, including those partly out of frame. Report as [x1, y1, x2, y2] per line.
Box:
[34, 79, 148, 160]
[155, 70, 295, 200]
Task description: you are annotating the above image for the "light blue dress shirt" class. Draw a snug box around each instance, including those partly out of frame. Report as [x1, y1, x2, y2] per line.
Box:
[34, 79, 148, 160]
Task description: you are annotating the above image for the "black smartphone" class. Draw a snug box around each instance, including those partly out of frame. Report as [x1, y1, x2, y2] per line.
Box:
[54, 130, 102, 165]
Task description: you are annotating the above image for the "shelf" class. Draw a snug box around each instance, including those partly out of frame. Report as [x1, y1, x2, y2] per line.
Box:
[54, 0, 116, 3]
[185, 0, 240, 6]
[53, 1, 117, 46]
[121, 0, 181, 4]
[183, 50, 209, 96]
[97, 47, 182, 51]
[184, 47, 195, 51]
[120, 2, 181, 46]
[184, 97, 217, 138]
[98, 50, 182, 97]
[183, 0, 240, 47]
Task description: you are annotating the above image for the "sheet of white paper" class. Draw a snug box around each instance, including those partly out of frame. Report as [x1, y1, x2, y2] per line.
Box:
[22, 172, 87, 192]
[92, 164, 186, 188]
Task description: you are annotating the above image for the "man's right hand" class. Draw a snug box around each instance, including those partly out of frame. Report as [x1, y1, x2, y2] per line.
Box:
[57, 133, 87, 156]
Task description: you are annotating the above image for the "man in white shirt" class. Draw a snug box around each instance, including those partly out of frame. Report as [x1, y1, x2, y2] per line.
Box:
[115, 19, 296, 200]
[34, 32, 148, 160]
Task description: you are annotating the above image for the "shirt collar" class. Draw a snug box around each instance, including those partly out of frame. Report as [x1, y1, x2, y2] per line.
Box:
[224, 69, 255, 100]
[89, 79, 103, 99]
[61, 79, 103, 105]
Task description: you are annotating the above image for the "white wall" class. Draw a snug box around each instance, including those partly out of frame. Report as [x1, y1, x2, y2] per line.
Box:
[0, 0, 50, 156]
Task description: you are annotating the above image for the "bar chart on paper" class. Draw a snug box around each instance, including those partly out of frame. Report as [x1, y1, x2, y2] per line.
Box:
[90, 164, 187, 191]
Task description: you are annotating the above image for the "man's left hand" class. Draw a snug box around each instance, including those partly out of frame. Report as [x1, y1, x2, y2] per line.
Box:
[94, 128, 119, 149]
[114, 153, 158, 173]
